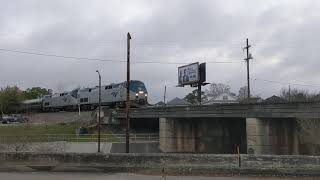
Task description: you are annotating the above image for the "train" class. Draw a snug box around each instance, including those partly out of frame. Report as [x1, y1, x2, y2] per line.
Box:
[21, 80, 148, 112]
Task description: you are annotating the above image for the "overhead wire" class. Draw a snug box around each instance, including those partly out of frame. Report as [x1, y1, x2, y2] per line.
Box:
[0, 48, 242, 64]
[253, 78, 320, 88]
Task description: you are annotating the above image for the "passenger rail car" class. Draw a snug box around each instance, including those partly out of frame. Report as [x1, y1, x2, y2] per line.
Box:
[21, 80, 148, 112]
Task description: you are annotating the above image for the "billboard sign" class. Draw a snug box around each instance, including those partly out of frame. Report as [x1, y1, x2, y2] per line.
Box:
[178, 62, 199, 86]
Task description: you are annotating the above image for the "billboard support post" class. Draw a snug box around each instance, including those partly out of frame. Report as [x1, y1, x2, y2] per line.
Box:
[178, 62, 208, 105]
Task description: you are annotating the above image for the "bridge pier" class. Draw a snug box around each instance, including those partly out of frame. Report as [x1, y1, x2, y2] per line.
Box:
[246, 118, 298, 155]
[159, 117, 247, 153]
[159, 117, 196, 152]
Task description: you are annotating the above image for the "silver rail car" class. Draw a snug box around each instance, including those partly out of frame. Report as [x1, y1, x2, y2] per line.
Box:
[23, 80, 148, 112]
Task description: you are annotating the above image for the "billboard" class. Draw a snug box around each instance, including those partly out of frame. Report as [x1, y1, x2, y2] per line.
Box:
[178, 62, 199, 86]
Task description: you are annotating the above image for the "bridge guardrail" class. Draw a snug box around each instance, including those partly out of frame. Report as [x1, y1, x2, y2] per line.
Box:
[112, 102, 320, 119]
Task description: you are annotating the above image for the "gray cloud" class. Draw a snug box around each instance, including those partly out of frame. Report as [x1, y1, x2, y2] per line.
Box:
[0, 0, 320, 103]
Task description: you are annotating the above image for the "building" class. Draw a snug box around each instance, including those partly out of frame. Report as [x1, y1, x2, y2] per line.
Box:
[166, 97, 191, 106]
[154, 101, 165, 107]
[263, 95, 286, 104]
[204, 92, 238, 105]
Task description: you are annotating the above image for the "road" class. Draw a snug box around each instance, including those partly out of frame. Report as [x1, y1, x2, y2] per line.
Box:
[0, 172, 315, 180]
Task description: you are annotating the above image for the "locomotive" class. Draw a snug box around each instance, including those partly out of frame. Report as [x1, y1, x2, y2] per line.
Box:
[21, 80, 148, 112]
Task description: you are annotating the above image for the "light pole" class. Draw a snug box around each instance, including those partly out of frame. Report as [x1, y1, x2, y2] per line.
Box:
[96, 70, 101, 153]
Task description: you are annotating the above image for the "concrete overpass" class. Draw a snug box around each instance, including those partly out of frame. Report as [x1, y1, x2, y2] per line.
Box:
[114, 102, 320, 119]
[108, 102, 320, 155]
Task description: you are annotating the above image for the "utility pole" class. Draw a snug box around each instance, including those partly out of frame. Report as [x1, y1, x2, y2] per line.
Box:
[96, 70, 101, 153]
[197, 84, 201, 105]
[164, 86, 167, 105]
[78, 95, 81, 116]
[288, 85, 291, 102]
[125, 32, 131, 153]
[243, 38, 252, 99]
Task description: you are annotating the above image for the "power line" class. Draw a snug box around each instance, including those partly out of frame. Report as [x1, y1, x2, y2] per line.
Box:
[254, 78, 320, 87]
[0, 48, 242, 64]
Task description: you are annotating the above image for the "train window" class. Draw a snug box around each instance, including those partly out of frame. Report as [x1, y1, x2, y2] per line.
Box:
[105, 86, 112, 90]
[88, 89, 92, 92]
[80, 98, 89, 103]
[44, 102, 50, 106]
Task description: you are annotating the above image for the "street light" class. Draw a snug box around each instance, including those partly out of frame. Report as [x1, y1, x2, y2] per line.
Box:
[96, 70, 101, 153]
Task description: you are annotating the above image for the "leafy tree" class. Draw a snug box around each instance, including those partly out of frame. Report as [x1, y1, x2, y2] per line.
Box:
[22, 87, 51, 100]
[205, 83, 231, 98]
[184, 89, 207, 104]
[0, 86, 24, 114]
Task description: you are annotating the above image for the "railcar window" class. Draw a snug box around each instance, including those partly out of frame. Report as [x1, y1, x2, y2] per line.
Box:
[88, 89, 92, 92]
[80, 98, 89, 103]
[105, 85, 112, 90]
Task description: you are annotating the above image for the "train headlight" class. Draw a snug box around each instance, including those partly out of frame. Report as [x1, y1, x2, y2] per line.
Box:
[135, 93, 139, 96]
[145, 94, 148, 97]
[139, 91, 144, 94]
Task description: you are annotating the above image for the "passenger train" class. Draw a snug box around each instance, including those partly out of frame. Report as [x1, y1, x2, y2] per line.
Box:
[21, 80, 148, 112]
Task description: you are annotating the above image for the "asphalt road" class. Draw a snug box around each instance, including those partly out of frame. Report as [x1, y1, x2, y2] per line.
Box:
[0, 172, 315, 180]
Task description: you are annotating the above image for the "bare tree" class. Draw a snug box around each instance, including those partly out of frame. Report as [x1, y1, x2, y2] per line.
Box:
[238, 86, 248, 101]
[206, 83, 231, 98]
[280, 88, 310, 102]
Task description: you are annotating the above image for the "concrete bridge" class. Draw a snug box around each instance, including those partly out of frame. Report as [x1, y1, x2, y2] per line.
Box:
[109, 102, 320, 155]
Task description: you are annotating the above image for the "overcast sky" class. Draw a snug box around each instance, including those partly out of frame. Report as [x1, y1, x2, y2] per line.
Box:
[0, 0, 320, 103]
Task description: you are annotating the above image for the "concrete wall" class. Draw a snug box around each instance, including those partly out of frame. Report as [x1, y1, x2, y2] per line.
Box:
[0, 152, 319, 175]
[159, 117, 302, 155]
[159, 117, 247, 154]
[246, 118, 298, 155]
[24, 111, 94, 123]
[23, 107, 119, 125]
[296, 118, 320, 155]
[110, 142, 160, 153]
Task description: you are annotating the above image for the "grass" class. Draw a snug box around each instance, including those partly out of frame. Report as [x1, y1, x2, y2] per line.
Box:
[0, 123, 77, 135]
[0, 122, 120, 142]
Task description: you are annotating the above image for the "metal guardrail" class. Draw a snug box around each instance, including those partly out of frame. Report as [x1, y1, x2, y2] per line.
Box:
[0, 133, 159, 143]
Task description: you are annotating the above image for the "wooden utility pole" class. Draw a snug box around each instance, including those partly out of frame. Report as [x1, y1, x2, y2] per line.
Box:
[164, 85, 167, 105]
[244, 38, 252, 99]
[125, 32, 131, 153]
[197, 84, 201, 105]
[96, 70, 101, 153]
[288, 85, 291, 102]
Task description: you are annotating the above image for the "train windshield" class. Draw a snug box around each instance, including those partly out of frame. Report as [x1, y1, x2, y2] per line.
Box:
[70, 88, 79, 98]
[130, 81, 147, 93]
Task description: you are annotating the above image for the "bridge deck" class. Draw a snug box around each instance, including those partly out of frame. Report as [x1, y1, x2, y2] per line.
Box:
[112, 102, 320, 119]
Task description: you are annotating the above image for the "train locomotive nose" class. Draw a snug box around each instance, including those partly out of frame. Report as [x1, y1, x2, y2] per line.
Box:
[135, 91, 147, 104]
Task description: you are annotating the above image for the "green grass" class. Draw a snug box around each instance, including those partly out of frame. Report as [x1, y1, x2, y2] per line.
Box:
[0, 123, 120, 142]
[0, 123, 77, 135]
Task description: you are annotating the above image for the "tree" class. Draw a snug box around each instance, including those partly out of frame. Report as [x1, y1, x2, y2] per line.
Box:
[238, 86, 248, 101]
[280, 87, 312, 102]
[0, 86, 24, 114]
[206, 83, 231, 98]
[22, 87, 52, 100]
[184, 89, 208, 104]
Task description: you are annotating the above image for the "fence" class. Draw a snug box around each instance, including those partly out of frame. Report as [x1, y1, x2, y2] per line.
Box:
[0, 133, 159, 144]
